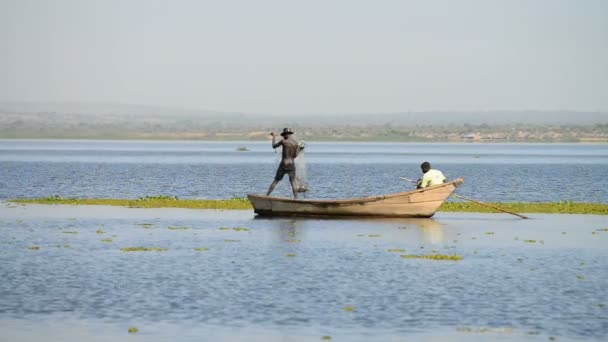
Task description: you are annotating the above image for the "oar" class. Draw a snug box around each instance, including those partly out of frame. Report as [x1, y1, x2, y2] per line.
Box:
[451, 194, 529, 219]
[399, 177, 529, 219]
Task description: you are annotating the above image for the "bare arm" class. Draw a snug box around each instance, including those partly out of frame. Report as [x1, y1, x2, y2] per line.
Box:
[271, 132, 282, 149]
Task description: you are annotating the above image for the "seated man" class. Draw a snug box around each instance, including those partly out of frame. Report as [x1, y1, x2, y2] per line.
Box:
[417, 161, 446, 189]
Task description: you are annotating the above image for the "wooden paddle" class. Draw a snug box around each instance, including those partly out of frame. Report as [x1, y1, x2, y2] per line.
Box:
[399, 177, 529, 219]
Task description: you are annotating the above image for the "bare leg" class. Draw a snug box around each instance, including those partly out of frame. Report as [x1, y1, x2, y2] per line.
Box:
[267, 180, 279, 196]
[289, 179, 299, 199]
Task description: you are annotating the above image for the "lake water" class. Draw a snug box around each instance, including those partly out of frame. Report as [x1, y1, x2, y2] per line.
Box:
[1, 204, 607, 341]
[1, 139, 608, 202]
[1, 140, 607, 341]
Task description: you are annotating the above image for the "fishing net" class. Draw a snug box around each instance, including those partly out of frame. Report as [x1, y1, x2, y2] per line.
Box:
[294, 140, 309, 193]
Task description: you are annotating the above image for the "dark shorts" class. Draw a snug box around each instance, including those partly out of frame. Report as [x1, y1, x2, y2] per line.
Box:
[275, 166, 296, 181]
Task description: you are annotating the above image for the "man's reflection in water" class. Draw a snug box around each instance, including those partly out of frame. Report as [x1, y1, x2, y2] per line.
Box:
[417, 219, 445, 244]
[278, 219, 299, 242]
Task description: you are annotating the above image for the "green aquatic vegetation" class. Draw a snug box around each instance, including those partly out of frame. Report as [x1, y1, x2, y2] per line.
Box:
[368, 234, 381, 238]
[136, 223, 154, 228]
[128, 326, 138, 334]
[96, 229, 105, 234]
[120, 247, 167, 252]
[12, 197, 253, 210]
[28, 246, 40, 250]
[194, 247, 209, 252]
[62, 231, 78, 234]
[16, 219, 24, 223]
[387, 248, 406, 253]
[286, 253, 296, 257]
[524, 239, 537, 243]
[101, 239, 113, 243]
[401, 254, 463, 261]
[439, 201, 608, 215]
[484, 232, 495, 235]
[137, 195, 178, 201]
[233, 227, 250, 232]
[218, 227, 231, 231]
[285, 239, 301, 243]
[597, 228, 608, 232]
[168, 226, 190, 230]
[224, 239, 240, 243]
[235, 146, 250, 151]
[457, 326, 514, 334]
[598, 303, 605, 309]
[12, 196, 608, 214]
[68, 218, 77, 221]
[321, 336, 332, 340]
[577, 275, 585, 280]
[343, 305, 356, 312]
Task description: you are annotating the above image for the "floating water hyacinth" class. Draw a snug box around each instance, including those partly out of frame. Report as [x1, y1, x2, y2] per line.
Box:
[28, 246, 40, 250]
[120, 247, 167, 252]
[387, 248, 406, 253]
[343, 305, 356, 312]
[485, 232, 495, 235]
[136, 223, 154, 228]
[524, 239, 537, 243]
[62, 231, 78, 234]
[128, 326, 138, 334]
[285, 239, 300, 243]
[233, 227, 249, 232]
[577, 275, 585, 280]
[368, 234, 381, 238]
[321, 336, 332, 340]
[286, 253, 296, 257]
[168, 226, 190, 230]
[101, 239, 113, 243]
[194, 247, 209, 252]
[218, 227, 231, 231]
[224, 239, 239, 243]
[96, 229, 105, 234]
[401, 254, 463, 261]
[457, 326, 514, 334]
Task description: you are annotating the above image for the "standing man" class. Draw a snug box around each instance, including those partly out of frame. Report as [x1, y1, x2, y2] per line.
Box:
[266, 128, 302, 199]
[417, 161, 447, 188]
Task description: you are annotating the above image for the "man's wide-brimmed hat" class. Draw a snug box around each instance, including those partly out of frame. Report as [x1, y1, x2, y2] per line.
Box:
[280, 128, 294, 136]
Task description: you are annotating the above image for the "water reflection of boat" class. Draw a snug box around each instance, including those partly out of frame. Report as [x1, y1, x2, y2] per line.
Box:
[248, 178, 463, 218]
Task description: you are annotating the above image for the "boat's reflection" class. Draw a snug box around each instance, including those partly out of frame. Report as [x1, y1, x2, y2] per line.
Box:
[254, 215, 446, 245]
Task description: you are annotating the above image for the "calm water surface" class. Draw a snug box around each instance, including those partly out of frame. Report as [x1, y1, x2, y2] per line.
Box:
[1, 139, 607, 202]
[1, 140, 607, 341]
[0, 204, 607, 341]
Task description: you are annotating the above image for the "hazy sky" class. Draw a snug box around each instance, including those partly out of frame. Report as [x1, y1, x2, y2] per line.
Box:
[1, 0, 607, 114]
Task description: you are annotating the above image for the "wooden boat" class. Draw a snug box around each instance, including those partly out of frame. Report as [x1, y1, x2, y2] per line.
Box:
[248, 178, 464, 218]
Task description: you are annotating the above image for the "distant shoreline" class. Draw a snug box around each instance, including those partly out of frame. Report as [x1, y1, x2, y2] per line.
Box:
[1, 136, 607, 143]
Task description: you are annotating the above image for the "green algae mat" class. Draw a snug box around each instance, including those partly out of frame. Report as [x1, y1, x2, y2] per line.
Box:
[9, 196, 608, 215]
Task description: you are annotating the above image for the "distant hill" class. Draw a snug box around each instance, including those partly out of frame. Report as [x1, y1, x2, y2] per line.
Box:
[1, 102, 606, 141]
[1, 101, 606, 125]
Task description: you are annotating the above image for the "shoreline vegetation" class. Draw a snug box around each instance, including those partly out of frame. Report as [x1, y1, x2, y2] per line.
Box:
[9, 196, 608, 215]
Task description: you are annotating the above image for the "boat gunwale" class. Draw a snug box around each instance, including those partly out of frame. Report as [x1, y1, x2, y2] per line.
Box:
[248, 177, 463, 205]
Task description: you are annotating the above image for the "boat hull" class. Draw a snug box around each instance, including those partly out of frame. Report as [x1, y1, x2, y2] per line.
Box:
[248, 178, 463, 218]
